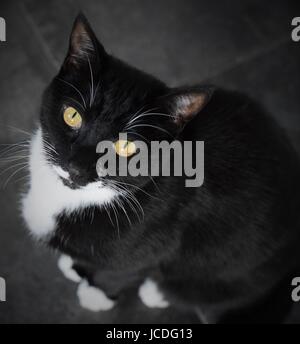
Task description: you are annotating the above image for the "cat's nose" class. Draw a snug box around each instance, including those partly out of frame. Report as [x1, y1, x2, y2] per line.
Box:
[68, 163, 88, 186]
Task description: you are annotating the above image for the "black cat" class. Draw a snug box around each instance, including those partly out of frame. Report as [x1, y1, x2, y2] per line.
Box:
[22, 14, 300, 323]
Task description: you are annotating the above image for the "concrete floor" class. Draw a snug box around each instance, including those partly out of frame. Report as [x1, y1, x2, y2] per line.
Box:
[0, 0, 300, 323]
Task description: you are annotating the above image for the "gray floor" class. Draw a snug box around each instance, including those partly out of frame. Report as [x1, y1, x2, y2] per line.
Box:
[0, 0, 300, 323]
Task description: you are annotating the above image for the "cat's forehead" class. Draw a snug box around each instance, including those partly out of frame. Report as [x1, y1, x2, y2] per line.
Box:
[56, 61, 164, 119]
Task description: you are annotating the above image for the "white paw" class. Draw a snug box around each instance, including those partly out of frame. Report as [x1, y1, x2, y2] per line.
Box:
[58, 255, 82, 283]
[77, 280, 116, 312]
[138, 278, 170, 309]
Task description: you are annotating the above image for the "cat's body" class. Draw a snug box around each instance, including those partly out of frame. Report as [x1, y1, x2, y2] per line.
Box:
[22, 14, 300, 323]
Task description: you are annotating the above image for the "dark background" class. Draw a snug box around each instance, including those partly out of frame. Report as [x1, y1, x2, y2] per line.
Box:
[0, 0, 300, 324]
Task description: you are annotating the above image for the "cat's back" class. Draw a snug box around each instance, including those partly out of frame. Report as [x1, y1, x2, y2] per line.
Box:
[187, 87, 300, 246]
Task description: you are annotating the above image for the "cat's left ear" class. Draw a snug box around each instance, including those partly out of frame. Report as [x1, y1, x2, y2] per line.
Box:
[63, 13, 105, 69]
[168, 87, 214, 130]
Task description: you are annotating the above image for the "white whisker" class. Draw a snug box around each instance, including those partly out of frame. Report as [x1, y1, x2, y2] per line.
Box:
[107, 181, 144, 223]
[0, 143, 29, 158]
[43, 139, 58, 156]
[92, 81, 101, 104]
[13, 174, 30, 185]
[87, 55, 94, 108]
[126, 131, 150, 143]
[115, 197, 132, 226]
[110, 202, 120, 239]
[114, 180, 159, 201]
[125, 124, 174, 138]
[5, 125, 31, 137]
[57, 78, 87, 109]
[0, 161, 28, 177]
[0, 156, 28, 163]
[3, 165, 28, 188]
[125, 107, 157, 127]
[107, 180, 146, 221]
[125, 112, 173, 129]
[0, 140, 30, 146]
[64, 96, 86, 112]
[103, 204, 115, 228]
[0, 149, 29, 159]
[148, 175, 161, 194]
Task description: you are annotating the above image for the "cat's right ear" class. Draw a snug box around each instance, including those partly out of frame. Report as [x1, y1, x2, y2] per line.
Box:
[62, 13, 105, 70]
[166, 86, 214, 131]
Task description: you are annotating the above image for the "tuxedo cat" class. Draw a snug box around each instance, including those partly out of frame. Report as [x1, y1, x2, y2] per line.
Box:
[22, 13, 300, 323]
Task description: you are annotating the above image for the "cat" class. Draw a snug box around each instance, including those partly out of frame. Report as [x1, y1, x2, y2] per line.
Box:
[22, 13, 300, 323]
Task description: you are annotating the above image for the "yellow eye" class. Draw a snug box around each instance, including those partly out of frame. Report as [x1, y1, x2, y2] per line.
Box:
[63, 107, 82, 129]
[114, 140, 136, 157]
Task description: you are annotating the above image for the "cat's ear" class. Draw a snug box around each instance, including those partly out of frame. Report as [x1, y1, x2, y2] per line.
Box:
[168, 87, 214, 129]
[63, 13, 105, 69]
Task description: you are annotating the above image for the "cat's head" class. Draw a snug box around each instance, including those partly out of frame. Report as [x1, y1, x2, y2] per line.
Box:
[40, 13, 212, 191]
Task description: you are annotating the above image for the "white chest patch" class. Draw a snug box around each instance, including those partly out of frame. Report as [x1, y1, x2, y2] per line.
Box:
[22, 128, 117, 239]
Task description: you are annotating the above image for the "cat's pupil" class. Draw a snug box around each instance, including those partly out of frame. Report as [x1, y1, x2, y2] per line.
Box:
[72, 112, 77, 119]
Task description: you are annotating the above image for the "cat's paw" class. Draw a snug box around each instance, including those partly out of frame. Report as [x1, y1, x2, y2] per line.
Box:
[58, 255, 82, 283]
[77, 280, 116, 312]
[138, 278, 170, 309]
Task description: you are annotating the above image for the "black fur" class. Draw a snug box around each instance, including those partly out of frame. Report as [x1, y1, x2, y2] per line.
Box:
[40, 14, 300, 323]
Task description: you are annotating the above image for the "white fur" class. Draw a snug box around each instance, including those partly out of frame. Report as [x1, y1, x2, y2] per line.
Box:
[77, 280, 115, 312]
[138, 278, 170, 308]
[22, 128, 117, 238]
[58, 255, 82, 283]
[53, 166, 70, 180]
